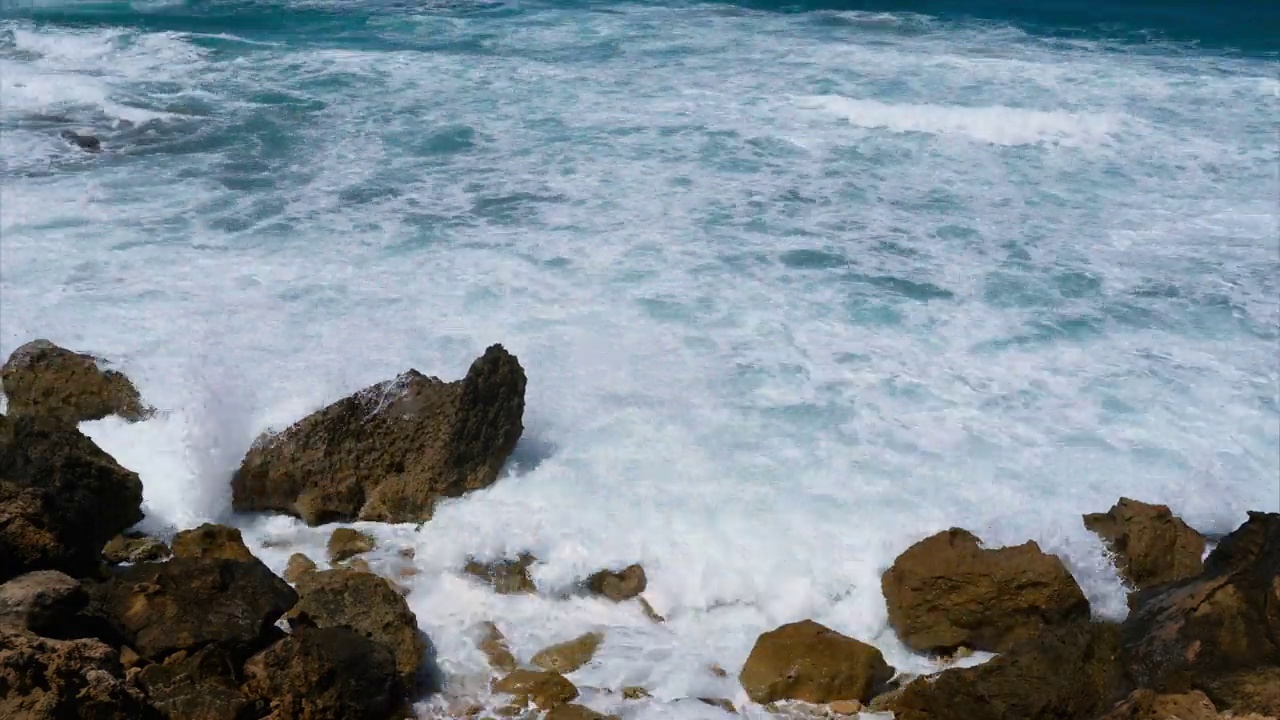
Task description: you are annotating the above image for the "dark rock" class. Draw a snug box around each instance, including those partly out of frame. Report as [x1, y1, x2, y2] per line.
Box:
[0, 570, 86, 636]
[231, 345, 526, 525]
[242, 626, 399, 720]
[0, 626, 160, 719]
[464, 553, 537, 594]
[883, 621, 1130, 720]
[584, 564, 646, 601]
[59, 130, 102, 152]
[103, 532, 172, 564]
[170, 523, 255, 562]
[739, 619, 894, 705]
[327, 527, 376, 563]
[1084, 497, 1206, 593]
[880, 527, 1090, 654]
[0, 414, 144, 581]
[1098, 689, 1223, 720]
[137, 644, 263, 720]
[1198, 666, 1280, 717]
[1, 339, 146, 424]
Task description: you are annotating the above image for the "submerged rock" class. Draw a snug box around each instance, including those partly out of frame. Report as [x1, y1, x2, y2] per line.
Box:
[476, 620, 517, 673]
[492, 669, 579, 709]
[881, 527, 1090, 654]
[328, 527, 376, 563]
[102, 533, 171, 565]
[242, 626, 400, 720]
[739, 619, 894, 705]
[170, 523, 255, 562]
[59, 130, 102, 152]
[0, 570, 86, 636]
[531, 632, 603, 674]
[231, 345, 526, 525]
[0, 626, 159, 720]
[1, 339, 147, 425]
[584, 564, 646, 601]
[464, 553, 538, 594]
[1084, 497, 1205, 593]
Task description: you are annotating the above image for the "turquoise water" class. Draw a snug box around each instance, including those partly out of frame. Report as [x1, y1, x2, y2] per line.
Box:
[1, 1, 1277, 716]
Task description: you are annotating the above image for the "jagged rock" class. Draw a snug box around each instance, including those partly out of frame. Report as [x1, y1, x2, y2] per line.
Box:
[622, 686, 650, 699]
[0, 626, 159, 719]
[493, 669, 579, 709]
[883, 621, 1130, 720]
[477, 621, 517, 673]
[1099, 689, 1222, 720]
[231, 345, 526, 525]
[0, 570, 85, 636]
[1084, 498, 1206, 593]
[532, 632, 603, 674]
[739, 619, 894, 705]
[1198, 667, 1280, 717]
[0, 414, 144, 581]
[284, 553, 318, 583]
[171, 523, 255, 562]
[137, 644, 261, 720]
[584, 564, 646, 601]
[544, 704, 620, 720]
[86, 556, 296, 660]
[328, 527, 376, 563]
[1122, 512, 1279, 695]
[465, 553, 537, 594]
[60, 130, 102, 153]
[242, 626, 400, 720]
[1, 339, 147, 424]
[103, 533, 171, 564]
[881, 528, 1090, 654]
[289, 568, 427, 691]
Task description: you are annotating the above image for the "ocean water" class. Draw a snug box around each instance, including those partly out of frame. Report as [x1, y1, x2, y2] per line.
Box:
[1, 0, 1278, 716]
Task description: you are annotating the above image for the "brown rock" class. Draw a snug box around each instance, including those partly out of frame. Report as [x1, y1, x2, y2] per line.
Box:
[493, 668, 579, 709]
[103, 533, 171, 564]
[0, 570, 86, 636]
[328, 527, 376, 563]
[622, 686, 650, 699]
[86, 555, 297, 660]
[465, 553, 537, 594]
[0, 626, 160, 719]
[545, 704, 620, 720]
[138, 643, 261, 720]
[1, 339, 149, 425]
[284, 553, 318, 583]
[1099, 689, 1221, 720]
[231, 345, 526, 525]
[827, 699, 863, 715]
[584, 564, 646, 601]
[883, 621, 1130, 720]
[698, 697, 736, 713]
[289, 568, 427, 691]
[881, 528, 1091, 654]
[171, 523, 255, 562]
[1085, 498, 1206, 592]
[0, 414, 145, 581]
[531, 632, 603, 674]
[477, 621, 517, 673]
[739, 619, 894, 705]
[339, 556, 372, 574]
[1199, 667, 1280, 717]
[242, 625, 400, 720]
[1122, 511, 1279, 694]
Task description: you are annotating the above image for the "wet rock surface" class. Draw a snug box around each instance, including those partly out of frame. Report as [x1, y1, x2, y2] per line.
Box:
[1, 339, 147, 424]
[242, 626, 400, 720]
[739, 619, 894, 705]
[1084, 497, 1206, 593]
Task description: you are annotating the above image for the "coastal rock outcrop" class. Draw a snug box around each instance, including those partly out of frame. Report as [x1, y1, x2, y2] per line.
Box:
[136, 643, 261, 720]
[0, 570, 86, 636]
[739, 619, 894, 705]
[1084, 497, 1205, 593]
[102, 532, 171, 564]
[170, 523, 256, 562]
[242, 626, 401, 720]
[1, 339, 148, 424]
[1099, 689, 1229, 720]
[231, 344, 526, 525]
[0, 626, 159, 720]
[881, 527, 1090, 654]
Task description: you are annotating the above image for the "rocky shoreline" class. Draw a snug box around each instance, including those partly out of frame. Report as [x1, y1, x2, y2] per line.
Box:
[1, 338, 1276, 720]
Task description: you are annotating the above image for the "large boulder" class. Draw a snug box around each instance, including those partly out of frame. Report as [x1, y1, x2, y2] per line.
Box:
[739, 619, 894, 705]
[1122, 511, 1279, 698]
[231, 345, 526, 525]
[136, 644, 262, 720]
[1, 339, 149, 425]
[289, 568, 427, 692]
[86, 556, 296, 661]
[883, 621, 1130, 720]
[880, 528, 1090, 654]
[242, 626, 400, 720]
[0, 570, 86, 636]
[0, 626, 160, 720]
[0, 414, 144, 581]
[170, 523, 255, 562]
[1084, 498, 1206, 593]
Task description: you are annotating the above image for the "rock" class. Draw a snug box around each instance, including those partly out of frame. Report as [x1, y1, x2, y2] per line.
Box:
[1084, 498, 1206, 592]
[698, 697, 736, 713]
[0, 414, 144, 581]
[59, 130, 102, 152]
[328, 527, 376, 563]
[584, 564, 646, 601]
[170, 523, 255, 562]
[477, 621, 517, 673]
[242, 626, 400, 720]
[0, 626, 159, 719]
[231, 345, 526, 525]
[1098, 689, 1222, 720]
[0, 570, 85, 636]
[492, 669, 579, 709]
[1198, 667, 1280, 717]
[465, 553, 537, 594]
[622, 686, 650, 699]
[708, 663, 728, 678]
[739, 619, 894, 705]
[881, 528, 1090, 654]
[827, 699, 863, 715]
[531, 632, 603, 674]
[103, 533, 171, 564]
[137, 644, 261, 720]
[545, 704, 620, 720]
[1121, 511, 1279, 694]
[1, 339, 146, 424]
[289, 568, 427, 691]
[284, 553, 318, 583]
[883, 621, 1130, 720]
[86, 556, 296, 660]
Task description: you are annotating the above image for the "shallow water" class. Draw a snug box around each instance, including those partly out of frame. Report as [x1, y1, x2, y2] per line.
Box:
[1, 0, 1278, 715]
